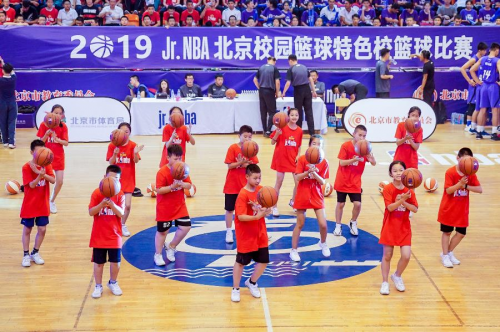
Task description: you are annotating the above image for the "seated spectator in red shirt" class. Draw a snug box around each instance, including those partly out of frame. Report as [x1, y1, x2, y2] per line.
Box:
[1, 0, 17, 23]
[184, 14, 195, 26]
[81, 0, 100, 25]
[41, 0, 59, 24]
[167, 15, 178, 27]
[143, 4, 160, 26]
[181, 0, 200, 26]
[163, 5, 180, 25]
[0, 11, 5, 24]
[142, 13, 151, 26]
[201, 0, 221, 26]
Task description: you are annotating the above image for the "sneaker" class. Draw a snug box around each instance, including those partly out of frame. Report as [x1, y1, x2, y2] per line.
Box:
[289, 249, 301, 262]
[480, 131, 491, 136]
[3, 143, 7, 148]
[391, 273, 406, 292]
[318, 241, 331, 257]
[165, 243, 176, 262]
[50, 201, 57, 214]
[380, 281, 390, 295]
[154, 253, 166, 266]
[349, 221, 358, 236]
[491, 134, 500, 141]
[265, 131, 271, 138]
[225, 229, 234, 243]
[8, 144, 15, 149]
[107, 281, 123, 296]
[272, 207, 279, 217]
[30, 252, 45, 265]
[333, 223, 342, 236]
[231, 288, 240, 302]
[122, 224, 131, 237]
[464, 125, 470, 132]
[441, 253, 454, 268]
[469, 128, 477, 134]
[245, 278, 261, 298]
[448, 251, 461, 265]
[476, 132, 483, 140]
[92, 285, 103, 299]
[22, 255, 31, 267]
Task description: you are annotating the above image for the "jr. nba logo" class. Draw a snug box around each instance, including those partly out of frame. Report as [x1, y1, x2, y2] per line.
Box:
[158, 110, 197, 129]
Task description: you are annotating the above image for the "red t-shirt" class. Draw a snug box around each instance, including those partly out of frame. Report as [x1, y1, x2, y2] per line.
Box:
[203, 8, 221, 25]
[160, 124, 189, 167]
[181, 9, 200, 25]
[88, 188, 125, 249]
[294, 156, 329, 210]
[20, 162, 55, 219]
[156, 165, 192, 221]
[334, 141, 367, 194]
[0, 7, 16, 22]
[37, 122, 69, 171]
[437, 166, 480, 228]
[223, 143, 259, 194]
[143, 11, 161, 25]
[379, 183, 418, 246]
[270, 125, 303, 173]
[163, 11, 180, 23]
[235, 185, 268, 253]
[393, 122, 423, 169]
[106, 141, 140, 193]
[40, 7, 59, 24]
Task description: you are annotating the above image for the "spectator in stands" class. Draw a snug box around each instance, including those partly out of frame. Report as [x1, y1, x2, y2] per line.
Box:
[120, 15, 129, 25]
[455, 0, 467, 14]
[165, 15, 178, 26]
[0, 57, 18, 149]
[142, 4, 160, 26]
[81, 0, 99, 25]
[1, 0, 17, 23]
[360, 0, 375, 25]
[293, 0, 307, 19]
[406, 15, 419, 25]
[375, 48, 394, 98]
[451, 15, 462, 25]
[310, 70, 326, 100]
[124, 0, 143, 13]
[98, 0, 122, 25]
[184, 14, 194, 25]
[126, 75, 153, 102]
[180, 73, 203, 98]
[75, 16, 84, 25]
[314, 17, 323, 26]
[163, 5, 180, 25]
[301, 1, 318, 26]
[437, 0, 456, 25]
[414, 0, 427, 12]
[241, 0, 258, 26]
[479, 0, 495, 25]
[40, 0, 59, 25]
[222, 0, 240, 26]
[459, 1, 477, 24]
[340, 0, 359, 25]
[142, 13, 152, 25]
[410, 50, 435, 106]
[20, 0, 38, 24]
[381, 3, 399, 26]
[433, 14, 442, 25]
[373, 16, 381, 26]
[496, 16, 500, 25]
[419, 2, 434, 25]
[157, 79, 171, 97]
[228, 15, 239, 26]
[181, 0, 199, 26]
[0, 11, 5, 25]
[57, 0, 78, 25]
[352, 14, 361, 25]
[281, 1, 293, 26]
[400, 3, 418, 25]
[320, 0, 340, 26]
[208, 74, 228, 98]
[373, 0, 391, 17]
[246, 16, 256, 26]
[37, 14, 47, 25]
[261, 0, 284, 27]
[201, 0, 222, 26]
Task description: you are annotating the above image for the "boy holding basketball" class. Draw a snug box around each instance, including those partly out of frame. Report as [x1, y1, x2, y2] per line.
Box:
[88, 165, 125, 298]
[20, 139, 56, 267]
[333, 125, 376, 237]
[154, 144, 193, 266]
[231, 164, 271, 302]
[159, 106, 196, 167]
[394, 107, 422, 169]
[223, 125, 259, 243]
[438, 148, 482, 268]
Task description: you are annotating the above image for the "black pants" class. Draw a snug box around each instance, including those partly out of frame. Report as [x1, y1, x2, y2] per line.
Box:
[124, 0, 144, 12]
[259, 88, 277, 133]
[354, 84, 368, 101]
[423, 87, 434, 106]
[376, 92, 390, 98]
[294, 84, 315, 135]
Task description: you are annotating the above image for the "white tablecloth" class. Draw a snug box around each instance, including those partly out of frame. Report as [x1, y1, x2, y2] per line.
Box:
[130, 97, 328, 136]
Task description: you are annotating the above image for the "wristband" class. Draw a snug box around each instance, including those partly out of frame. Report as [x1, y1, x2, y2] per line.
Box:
[465, 184, 468, 190]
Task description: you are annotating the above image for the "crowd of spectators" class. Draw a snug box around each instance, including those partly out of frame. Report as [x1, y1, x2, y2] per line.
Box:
[0, 0, 499, 27]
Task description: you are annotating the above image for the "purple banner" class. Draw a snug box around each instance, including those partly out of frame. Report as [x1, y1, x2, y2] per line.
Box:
[0, 26, 498, 69]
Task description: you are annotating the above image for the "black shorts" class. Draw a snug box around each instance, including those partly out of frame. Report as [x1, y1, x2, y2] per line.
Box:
[236, 247, 270, 266]
[92, 248, 121, 264]
[336, 190, 362, 203]
[224, 194, 238, 212]
[157, 216, 191, 232]
[440, 224, 467, 235]
[21, 216, 49, 228]
[466, 103, 476, 117]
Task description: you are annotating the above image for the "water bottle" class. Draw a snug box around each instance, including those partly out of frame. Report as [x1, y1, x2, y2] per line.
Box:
[137, 92, 141, 100]
[390, 57, 397, 65]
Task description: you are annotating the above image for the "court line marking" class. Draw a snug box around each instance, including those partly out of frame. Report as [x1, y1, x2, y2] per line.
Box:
[73, 275, 94, 330]
[261, 288, 273, 332]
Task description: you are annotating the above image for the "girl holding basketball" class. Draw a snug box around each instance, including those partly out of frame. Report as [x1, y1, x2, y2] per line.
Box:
[37, 104, 69, 214]
[290, 135, 330, 262]
[379, 161, 418, 295]
[159, 106, 195, 167]
[270, 108, 303, 217]
[394, 107, 423, 169]
[106, 122, 144, 237]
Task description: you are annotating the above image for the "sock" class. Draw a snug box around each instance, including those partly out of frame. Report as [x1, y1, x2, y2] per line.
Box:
[233, 287, 240, 290]
[466, 120, 471, 126]
[249, 279, 256, 285]
[350, 220, 357, 224]
[23, 250, 29, 256]
[471, 122, 477, 129]
[109, 280, 117, 284]
[96, 284, 102, 288]
[493, 127, 498, 134]
[31, 248, 39, 255]
[227, 228, 232, 231]
[477, 126, 484, 132]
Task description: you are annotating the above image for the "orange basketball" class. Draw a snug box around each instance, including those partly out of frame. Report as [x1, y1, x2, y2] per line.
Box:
[322, 182, 333, 197]
[305, 146, 324, 165]
[225, 88, 237, 99]
[99, 177, 121, 198]
[424, 178, 438, 192]
[458, 156, 479, 176]
[44, 113, 61, 129]
[170, 113, 184, 128]
[110, 129, 129, 147]
[354, 140, 372, 157]
[184, 184, 196, 198]
[257, 186, 279, 208]
[147, 183, 157, 197]
[242, 141, 259, 159]
[171, 161, 189, 180]
[401, 168, 423, 189]
[405, 118, 422, 134]
[273, 112, 289, 129]
[33, 147, 54, 167]
[5, 180, 21, 195]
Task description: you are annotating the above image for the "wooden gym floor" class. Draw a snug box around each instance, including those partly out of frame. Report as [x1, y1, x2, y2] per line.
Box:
[1, 123, 499, 332]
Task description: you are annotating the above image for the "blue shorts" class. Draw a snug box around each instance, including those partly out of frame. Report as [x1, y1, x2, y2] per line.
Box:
[21, 216, 49, 228]
[478, 83, 500, 109]
[467, 85, 477, 104]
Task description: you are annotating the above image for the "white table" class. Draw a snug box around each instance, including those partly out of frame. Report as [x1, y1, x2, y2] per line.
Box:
[130, 97, 328, 136]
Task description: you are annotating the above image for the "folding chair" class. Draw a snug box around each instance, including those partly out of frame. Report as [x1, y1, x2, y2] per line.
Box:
[334, 97, 351, 133]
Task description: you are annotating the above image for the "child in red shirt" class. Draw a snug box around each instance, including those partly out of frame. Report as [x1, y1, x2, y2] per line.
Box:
[160, 106, 195, 167]
[106, 122, 144, 237]
[290, 135, 330, 262]
[379, 161, 418, 295]
[393, 106, 423, 169]
[270, 108, 303, 217]
[37, 104, 69, 215]
[88, 165, 125, 299]
[20, 140, 56, 268]
[333, 125, 376, 237]
[438, 147, 482, 268]
[154, 144, 193, 266]
[223, 125, 259, 244]
[231, 164, 271, 303]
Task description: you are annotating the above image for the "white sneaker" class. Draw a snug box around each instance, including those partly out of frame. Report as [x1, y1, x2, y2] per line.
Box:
[22, 255, 31, 267]
[8, 144, 15, 149]
[349, 221, 359, 236]
[30, 252, 45, 265]
[122, 224, 130, 237]
[225, 229, 234, 243]
[272, 207, 279, 217]
[107, 281, 123, 296]
[380, 282, 390, 295]
[165, 243, 176, 262]
[245, 278, 261, 298]
[154, 253, 166, 266]
[448, 251, 461, 265]
[50, 201, 57, 214]
[289, 249, 301, 262]
[318, 241, 331, 257]
[231, 288, 240, 302]
[391, 273, 406, 292]
[464, 125, 471, 132]
[333, 223, 342, 236]
[92, 285, 103, 299]
[3, 143, 8, 148]
[441, 253, 454, 268]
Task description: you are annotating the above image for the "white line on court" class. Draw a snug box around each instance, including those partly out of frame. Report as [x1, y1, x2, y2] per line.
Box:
[261, 288, 273, 332]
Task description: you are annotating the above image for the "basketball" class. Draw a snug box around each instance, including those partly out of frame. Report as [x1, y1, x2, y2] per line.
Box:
[171, 161, 189, 180]
[458, 156, 479, 176]
[378, 181, 390, 194]
[401, 168, 423, 189]
[99, 177, 121, 198]
[5, 180, 21, 195]
[257, 186, 279, 208]
[225, 88, 237, 99]
[305, 146, 324, 165]
[322, 182, 333, 197]
[110, 129, 128, 147]
[147, 183, 156, 197]
[273, 112, 289, 129]
[184, 184, 197, 198]
[44, 113, 61, 129]
[33, 147, 54, 167]
[354, 140, 372, 157]
[405, 118, 422, 134]
[170, 113, 184, 128]
[242, 141, 259, 159]
[424, 178, 438, 192]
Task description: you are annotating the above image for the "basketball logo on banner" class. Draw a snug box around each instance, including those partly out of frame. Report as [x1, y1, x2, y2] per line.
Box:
[90, 35, 114, 58]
